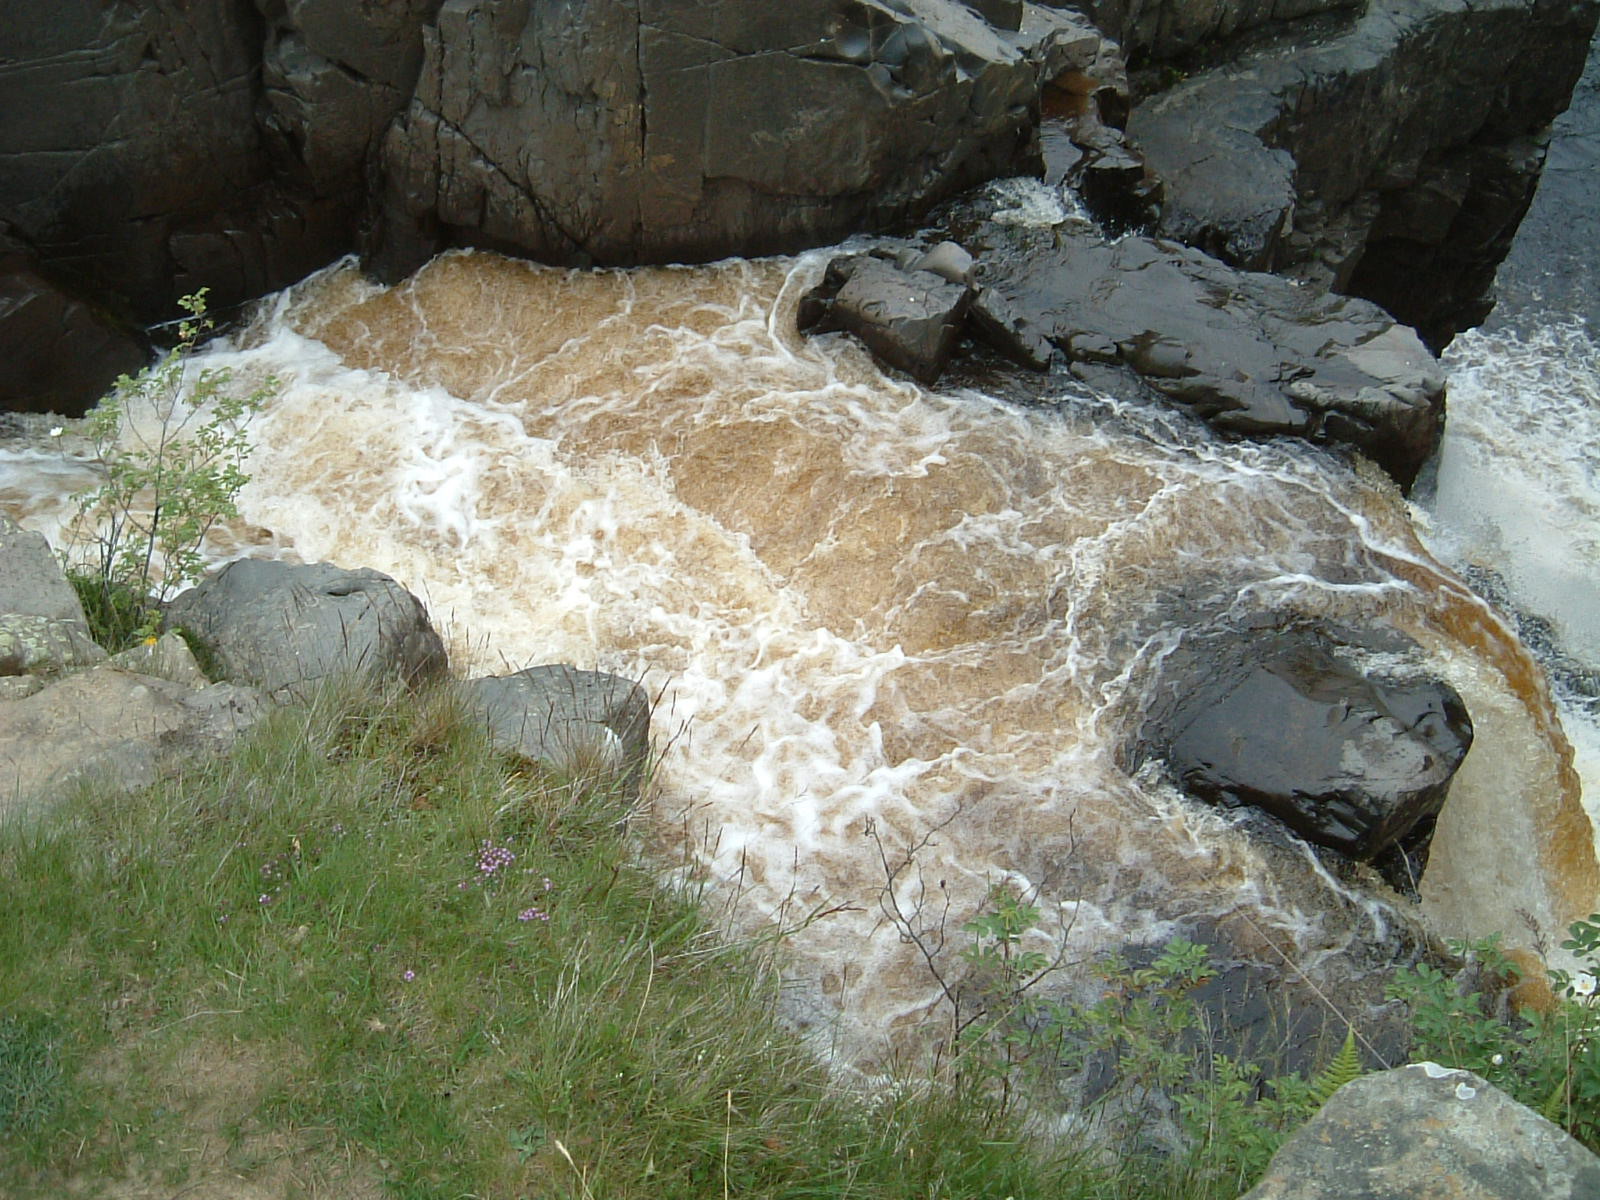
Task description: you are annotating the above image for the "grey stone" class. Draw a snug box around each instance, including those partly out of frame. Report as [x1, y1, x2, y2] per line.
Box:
[913, 240, 977, 285]
[1242, 1063, 1600, 1199]
[0, 516, 91, 624]
[0, 666, 267, 820]
[0, 516, 106, 675]
[0, 677, 45, 702]
[0, 615, 107, 678]
[108, 631, 210, 688]
[462, 665, 651, 790]
[164, 559, 447, 701]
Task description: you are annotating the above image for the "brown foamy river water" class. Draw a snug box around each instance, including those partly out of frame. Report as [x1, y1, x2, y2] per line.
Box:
[3, 244, 1595, 1074]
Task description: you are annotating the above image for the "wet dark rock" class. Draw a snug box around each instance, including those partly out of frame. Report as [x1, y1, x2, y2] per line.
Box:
[461, 665, 651, 791]
[165, 560, 448, 701]
[0, 0, 431, 407]
[0, 241, 146, 417]
[1136, 619, 1473, 861]
[371, 0, 1108, 277]
[968, 224, 1446, 486]
[1043, 0, 1363, 63]
[1125, 0, 1600, 345]
[800, 252, 975, 383]
[1242, 1064, 1600, 1199]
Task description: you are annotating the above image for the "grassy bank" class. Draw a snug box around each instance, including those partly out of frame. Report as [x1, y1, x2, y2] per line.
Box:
[0, 678, 1146, 1199]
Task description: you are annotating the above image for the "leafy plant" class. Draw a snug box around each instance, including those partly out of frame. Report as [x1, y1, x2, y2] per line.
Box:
[66, 290, 273, 649]
[1389, 921, 1600, 1152]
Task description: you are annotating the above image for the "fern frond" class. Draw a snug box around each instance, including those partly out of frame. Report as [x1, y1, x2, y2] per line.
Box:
[1309, 1028, 1364, 1105]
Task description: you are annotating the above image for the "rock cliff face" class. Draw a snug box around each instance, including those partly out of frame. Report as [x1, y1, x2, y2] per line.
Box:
[1045, 0, 1361, 63]
[368, 0, 1104, 278]
[1126, 0, 1598, 345]
[1, 0, 1596, 413]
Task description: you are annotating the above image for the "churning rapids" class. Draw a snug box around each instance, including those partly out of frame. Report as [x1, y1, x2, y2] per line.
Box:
[2, 234, 1596, 1076]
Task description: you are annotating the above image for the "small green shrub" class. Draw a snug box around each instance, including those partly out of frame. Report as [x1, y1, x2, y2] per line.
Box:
[950, 890, 1371, 1197]
[1388, 920, 1600, 1152]
[65, 290, 274, 650]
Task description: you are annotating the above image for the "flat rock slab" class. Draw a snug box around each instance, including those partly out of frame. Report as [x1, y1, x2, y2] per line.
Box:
[1136, 620, 1472, 860]
[0, 666, 267, 820]
[462, 666, 651, 792]
[972, 226, 1445, 486]
[165, 559, 447, 701]
[1242, 1063, 1600, 1199]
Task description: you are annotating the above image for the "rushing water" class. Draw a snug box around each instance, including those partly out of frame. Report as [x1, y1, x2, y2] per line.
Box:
[1424, 26, 1600, 847]
[3, 228, 1593, 1075]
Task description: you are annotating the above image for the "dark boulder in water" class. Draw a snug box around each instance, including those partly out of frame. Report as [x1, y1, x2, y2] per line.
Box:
[819, 218, 1447, 488]
[1136, 619, 1473, 861]
[798, 250, 975, 384]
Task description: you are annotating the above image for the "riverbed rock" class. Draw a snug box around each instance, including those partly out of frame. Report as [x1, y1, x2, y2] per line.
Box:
[1126, 0, 1600, 345]
[0, 516, 106, 676]
[966, 224, 1446, 487]
[462, 665, 651, 791]
[369, 0, 1108, 277]
[1135, 619, 1473, 861]
[0, 0, 426, 395]
[1241, 1063, 1600, 1199]
[799, 252, 975, 383]
[164, 559, 448, 701]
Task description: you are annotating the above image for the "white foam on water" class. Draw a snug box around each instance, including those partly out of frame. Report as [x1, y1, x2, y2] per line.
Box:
[1431, 317, 1600, 841]
[1433, 320, 1600, 661]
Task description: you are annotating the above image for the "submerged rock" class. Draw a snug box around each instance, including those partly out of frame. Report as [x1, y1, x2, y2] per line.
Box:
[1242, 1063, 1600, 1199]
[165, 559, 448, 701]
[1135, 620, 1473, 861]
